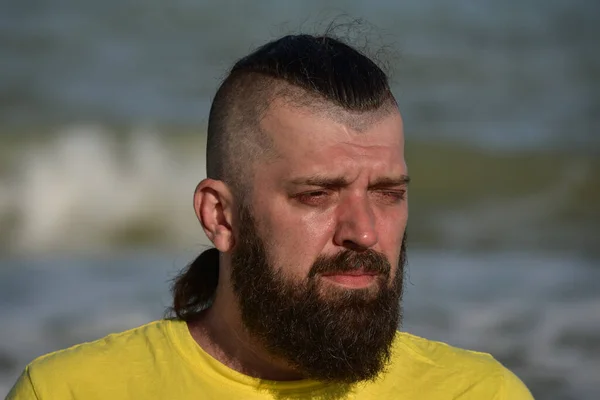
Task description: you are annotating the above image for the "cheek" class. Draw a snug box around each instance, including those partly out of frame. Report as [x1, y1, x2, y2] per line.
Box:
[300, 211, 337, 244]
[256, 203, 336, 279]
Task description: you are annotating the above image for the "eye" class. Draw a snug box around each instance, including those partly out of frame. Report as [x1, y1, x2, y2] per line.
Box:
[372, 189, 406, 205]
[294, 190, 331, 206]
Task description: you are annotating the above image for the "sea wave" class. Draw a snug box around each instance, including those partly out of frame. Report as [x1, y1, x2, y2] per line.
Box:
[1, 124, 598, 255]
[1, 124, 209, 254]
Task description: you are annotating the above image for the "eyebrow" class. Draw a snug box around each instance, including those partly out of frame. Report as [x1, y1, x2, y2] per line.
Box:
[289, 174, 410, 189]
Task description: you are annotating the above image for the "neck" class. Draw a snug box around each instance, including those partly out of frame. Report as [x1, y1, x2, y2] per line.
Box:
[187, 286, 304, 381]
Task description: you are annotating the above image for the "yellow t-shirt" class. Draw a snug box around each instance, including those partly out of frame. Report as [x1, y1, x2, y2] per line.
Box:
[7, 319, 533, 399]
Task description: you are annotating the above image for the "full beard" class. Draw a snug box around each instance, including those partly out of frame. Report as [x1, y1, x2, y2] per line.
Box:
[230, 205, 406, 384]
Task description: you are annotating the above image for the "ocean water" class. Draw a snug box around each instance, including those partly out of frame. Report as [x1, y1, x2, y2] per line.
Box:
[1, 1, 599, 399]
[1, 0, 598, 148]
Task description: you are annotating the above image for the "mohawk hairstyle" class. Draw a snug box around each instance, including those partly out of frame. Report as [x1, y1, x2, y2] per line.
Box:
[206, 33, 395, 194]
[170, 32, 396, 321]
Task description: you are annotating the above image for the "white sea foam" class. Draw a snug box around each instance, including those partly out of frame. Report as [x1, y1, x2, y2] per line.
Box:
[2, 125, 211, 254]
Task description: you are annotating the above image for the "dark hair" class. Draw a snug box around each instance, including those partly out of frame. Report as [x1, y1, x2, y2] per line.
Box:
[169, 33, 395, 321]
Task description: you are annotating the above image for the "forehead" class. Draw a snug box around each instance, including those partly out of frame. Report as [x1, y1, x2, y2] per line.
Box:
[258, 99, 405, 179]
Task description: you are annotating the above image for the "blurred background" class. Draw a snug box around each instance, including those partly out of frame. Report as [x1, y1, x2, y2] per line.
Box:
[1, 0, 599, 398]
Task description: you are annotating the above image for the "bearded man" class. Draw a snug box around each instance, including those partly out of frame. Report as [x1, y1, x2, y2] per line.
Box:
[8, 33, 534, 399]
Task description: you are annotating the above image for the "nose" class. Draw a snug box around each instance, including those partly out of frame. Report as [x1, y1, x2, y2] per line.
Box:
[333, 193, 378, 251]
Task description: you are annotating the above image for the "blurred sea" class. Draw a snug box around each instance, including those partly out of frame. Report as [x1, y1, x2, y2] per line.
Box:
[0, 0, 599, 399]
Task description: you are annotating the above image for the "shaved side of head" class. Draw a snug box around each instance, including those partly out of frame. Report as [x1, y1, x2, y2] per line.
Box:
[206, 72, 275, 199]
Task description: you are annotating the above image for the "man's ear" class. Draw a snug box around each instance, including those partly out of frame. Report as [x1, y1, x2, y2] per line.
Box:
[193, 179, 235, 252]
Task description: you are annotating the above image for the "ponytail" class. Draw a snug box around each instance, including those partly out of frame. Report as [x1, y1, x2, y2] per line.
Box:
[168, 247, 219, 321]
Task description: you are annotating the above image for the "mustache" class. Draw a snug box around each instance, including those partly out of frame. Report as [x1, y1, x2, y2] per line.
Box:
[308, 249, 392, 278]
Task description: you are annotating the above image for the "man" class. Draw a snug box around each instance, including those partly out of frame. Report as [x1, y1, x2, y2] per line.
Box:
[8, 33, 533, 399]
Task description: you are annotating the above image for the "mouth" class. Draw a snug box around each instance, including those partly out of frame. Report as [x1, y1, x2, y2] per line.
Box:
[320, 270, 380, 289]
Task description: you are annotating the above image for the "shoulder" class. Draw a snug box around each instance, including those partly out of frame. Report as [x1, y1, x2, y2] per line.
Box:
[19, 320, 175, 398]
[393, 331, 499, 369]
[29, 319, 171, 369]
[385, 332, 533, 399]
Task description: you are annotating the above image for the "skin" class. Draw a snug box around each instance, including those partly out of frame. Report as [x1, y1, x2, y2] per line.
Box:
[189, 97, 409, 381]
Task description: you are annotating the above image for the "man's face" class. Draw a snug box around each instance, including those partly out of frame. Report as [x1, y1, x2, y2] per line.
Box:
[228, 99, 408, 383]
[249, 99, 407, 294]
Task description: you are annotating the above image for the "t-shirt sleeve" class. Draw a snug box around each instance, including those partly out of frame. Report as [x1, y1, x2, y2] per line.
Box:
[6, 367, 40, 400]
[502, 367, 534, 400]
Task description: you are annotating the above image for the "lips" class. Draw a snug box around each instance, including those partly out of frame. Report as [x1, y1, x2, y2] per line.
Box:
[320, 270, 379, 288]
